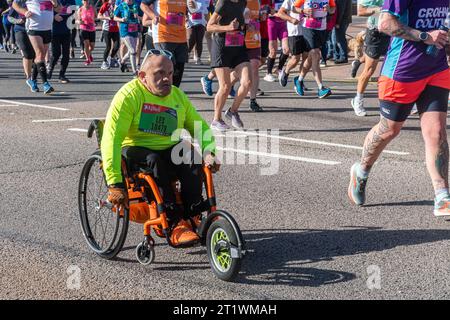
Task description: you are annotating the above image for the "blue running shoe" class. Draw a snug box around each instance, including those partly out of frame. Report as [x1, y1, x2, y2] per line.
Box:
[434, 194, 450, 217]
[348, 162, 368, 206]
[228, 85, 236, 98]
[318, 86, 332, 99]
[200, 76, 213, 96]
[43, 82, 54, 95]
[26, 79, 39, 92]
[293, 76, 304, 96]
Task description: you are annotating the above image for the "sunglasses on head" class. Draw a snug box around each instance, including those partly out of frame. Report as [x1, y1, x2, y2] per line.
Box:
[142, 49, 174, 65]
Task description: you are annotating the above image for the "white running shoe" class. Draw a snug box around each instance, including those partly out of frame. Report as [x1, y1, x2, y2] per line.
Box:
[411, 104, 418, 115]
[351, 97, 367, 117]
[100, 61, 110, 70]
[263, 74, 277, 82]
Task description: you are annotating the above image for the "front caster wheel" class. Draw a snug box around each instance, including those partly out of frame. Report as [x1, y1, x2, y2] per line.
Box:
[136, 241, 155, 266]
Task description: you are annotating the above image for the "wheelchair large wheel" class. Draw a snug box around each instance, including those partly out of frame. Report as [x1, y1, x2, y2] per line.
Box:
[206, 218, 242, 282]
[78, 152, 129, 260]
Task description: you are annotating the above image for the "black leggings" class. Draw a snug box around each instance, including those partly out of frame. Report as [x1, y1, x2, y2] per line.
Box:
[173, 62, 185, 88]
[122, 143, 204, 221]
[71, 27, 77, 49]
[4, 23, 15, 46]
[187, 25, 205, 59]
[102, 31, 120, 62]
[50, 33, 71, 77]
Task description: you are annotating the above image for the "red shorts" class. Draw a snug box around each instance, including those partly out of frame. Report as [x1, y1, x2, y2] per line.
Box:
[378, 68, 450, 104]
[378, 68, 450, 122]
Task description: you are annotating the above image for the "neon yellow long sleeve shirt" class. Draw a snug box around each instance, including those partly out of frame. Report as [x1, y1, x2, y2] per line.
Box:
[101, 79, 216, 185]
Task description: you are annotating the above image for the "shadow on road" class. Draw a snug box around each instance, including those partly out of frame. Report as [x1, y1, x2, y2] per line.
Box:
[233, 226, 450, 286]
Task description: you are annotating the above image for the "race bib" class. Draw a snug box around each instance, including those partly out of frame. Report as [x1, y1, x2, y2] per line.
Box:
[191, 12, 203, 21]
[138, 104, 178, 136]
[128, 23, 138, 33]
[225, 31, 244, 47]
[250, 20, 260, 31]
[166, 12, 184, 26]
[304, 17, 322, 29]
[40, 1, 53, 11]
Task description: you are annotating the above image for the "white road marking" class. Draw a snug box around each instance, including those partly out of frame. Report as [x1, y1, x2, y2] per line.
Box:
[0, 99, 69, 111]
[67, 128, 88, 132]
[216, 146, 340, 165]
[32, 117, 105, 123]
[233, 130, 410, 156]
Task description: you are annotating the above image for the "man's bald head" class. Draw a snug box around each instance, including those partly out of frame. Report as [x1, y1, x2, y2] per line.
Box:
[139, 54, 174, 97]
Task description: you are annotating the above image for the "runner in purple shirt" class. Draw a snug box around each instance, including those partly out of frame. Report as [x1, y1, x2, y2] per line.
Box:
[348, 0, 450, 217]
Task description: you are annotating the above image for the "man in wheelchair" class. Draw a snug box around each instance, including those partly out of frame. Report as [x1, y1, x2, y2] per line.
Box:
[101, 50, 219, 247]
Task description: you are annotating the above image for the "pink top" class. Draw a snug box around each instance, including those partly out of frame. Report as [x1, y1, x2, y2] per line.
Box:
[79, 6, 96, 32]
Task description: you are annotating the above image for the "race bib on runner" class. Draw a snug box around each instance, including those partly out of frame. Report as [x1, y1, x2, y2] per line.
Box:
[304, 17, 322, 29]
[166, 12, 184, 26]
[225, 31, 244, 47]
[40, 1, 53, 11]
[138, 104, 178, 136]
[128, 23, 138, 33]
[191, 12, 203, 21]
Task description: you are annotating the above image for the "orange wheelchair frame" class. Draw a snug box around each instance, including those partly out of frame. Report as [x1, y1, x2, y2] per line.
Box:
[78, 120, 245, 281]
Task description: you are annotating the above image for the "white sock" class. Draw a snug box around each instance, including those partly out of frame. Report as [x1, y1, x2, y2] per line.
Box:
[356, 92, 364, 100]
[318, 83, 323, 90]
[298, 76, 304, 82]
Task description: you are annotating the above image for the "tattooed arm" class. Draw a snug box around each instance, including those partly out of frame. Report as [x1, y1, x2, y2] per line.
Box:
[378, 12, 449, 48]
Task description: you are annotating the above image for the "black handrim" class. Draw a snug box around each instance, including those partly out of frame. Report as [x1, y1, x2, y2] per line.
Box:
[78, 153, 129, 259]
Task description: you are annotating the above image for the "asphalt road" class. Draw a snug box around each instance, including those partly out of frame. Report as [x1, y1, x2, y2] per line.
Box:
[1, 37, 450, 300]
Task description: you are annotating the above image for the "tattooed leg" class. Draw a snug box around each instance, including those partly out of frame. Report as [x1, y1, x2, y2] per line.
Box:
[421, 112, 449, 192]
[360, 116, 404, 171]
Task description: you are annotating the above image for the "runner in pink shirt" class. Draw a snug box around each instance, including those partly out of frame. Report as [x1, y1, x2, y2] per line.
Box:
[77, 0, 96, 65]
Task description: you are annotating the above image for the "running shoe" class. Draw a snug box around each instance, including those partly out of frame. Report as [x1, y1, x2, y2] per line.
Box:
[334, 58, 348, 64]
[111, 58, 119, 68]
[119, 61, 127, 72]
[279, 68, 289, 87]
[318, 86, 332, 99]
[263, 73, 277, 82]
[320, 60, 327, 68]
[0, 44, 4, 50]
[211, 119, 230, 131]
[348, 162, 368, 206]
[434, 195, 450, 217]
[89, 55, 93, 63]
[101, 61, 110, 70]
[26, 79, 39, 93]
[224, 108, 244, 128]
[195, 58, 203, 65]
[250, 100, 263, 112]
[351, 97, 367, 116]
[228, 86, 236, 98]
[80, 51, 85, 59]
[84, 59, 91, 66]
[351, 60, 362, 78]
[410, 104, 419, 115]
[293, 76, 305, 96]
[257, 88, 265, 96]
[200, 76, 213, 96]
[170, 219, 200, 247]
[12, 47, 16, 54]
[43, 82, 54, 94]
[59, 76, 70, 84]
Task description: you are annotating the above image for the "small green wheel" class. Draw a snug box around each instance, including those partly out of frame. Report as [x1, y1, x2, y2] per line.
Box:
[206, 218, 242, 281]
